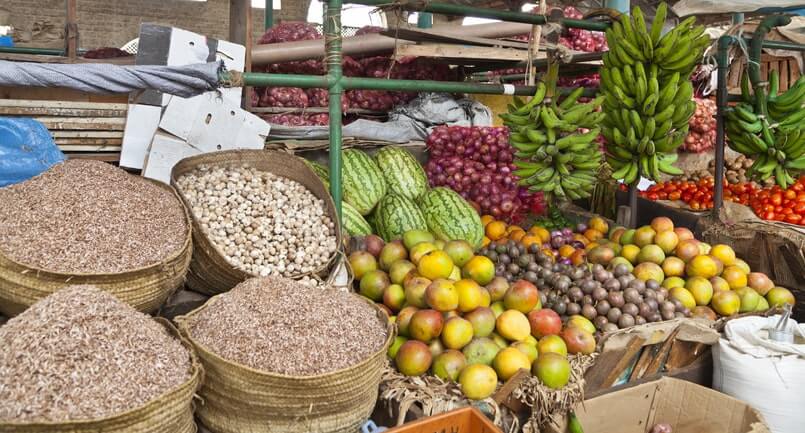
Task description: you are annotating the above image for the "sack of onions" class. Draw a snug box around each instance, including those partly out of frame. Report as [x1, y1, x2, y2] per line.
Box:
[175, 276, 392, 433]
[0, 285, 201, 433]
[259, 87, 309, 108]
[258, 22, 323, 76]
[0, 160, 191, 316]
[171, 150, 340, 294]
[681, 97, 716, 153]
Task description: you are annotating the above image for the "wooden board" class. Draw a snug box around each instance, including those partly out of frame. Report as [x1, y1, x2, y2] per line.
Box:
[728, 54, 801, 95]
[58, 145, 122, 152]
[34, 117, 126, 131]
[0, 99, 127, 117]
[55, 137, 123, 145]
[381, 27, 531, 50]
[51, 130, 124, 138]
[395, 43, 530, 63]
[584, 336, 646, 393]
[64, 152, 121, 162]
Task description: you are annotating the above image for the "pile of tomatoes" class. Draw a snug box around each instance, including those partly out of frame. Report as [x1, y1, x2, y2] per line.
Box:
[638, 177, 756, 211]
[748, 176, 805, 225]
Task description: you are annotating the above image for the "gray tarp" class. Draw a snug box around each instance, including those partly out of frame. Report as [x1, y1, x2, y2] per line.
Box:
[0, 61, 222, 97]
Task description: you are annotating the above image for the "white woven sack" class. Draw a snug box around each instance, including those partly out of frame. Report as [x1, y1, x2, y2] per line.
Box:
[713, 315, 805, 433]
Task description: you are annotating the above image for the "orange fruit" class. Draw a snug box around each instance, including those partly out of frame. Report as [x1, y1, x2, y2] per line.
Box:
[485, 221, 507, 241]
[572, 234, 589, 246]
[481, 236, 491, 247]
[589, 217, 609, 234]
[461, 256, 496, 285]
[558, 244, 576, 258]
[506, 225, 524, 235]
[584, 229, 604, 242]
[509, 229, 526, 242]
[418, 250, 454, 280]
[521, 235, 542, 248]
[481, 215, 495, 227]
[529, 226, 551, 243]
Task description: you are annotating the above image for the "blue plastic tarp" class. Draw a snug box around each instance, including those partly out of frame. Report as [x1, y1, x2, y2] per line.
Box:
[0, 117, 65, 187]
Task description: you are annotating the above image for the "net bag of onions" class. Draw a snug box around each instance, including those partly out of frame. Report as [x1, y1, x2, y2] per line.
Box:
[175, 276, 393, 433]
[0, 159, 192, 316]
[0, 285, 201, 433]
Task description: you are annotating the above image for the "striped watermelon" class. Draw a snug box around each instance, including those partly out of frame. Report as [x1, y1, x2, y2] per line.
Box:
[418, 187, 484, 248]
[343, 149, 387, 215]
[303, 159, 330, 189]
[374, 193, 428, 241]
[374, 146, 428, 200]
[342, 201, 372, 237]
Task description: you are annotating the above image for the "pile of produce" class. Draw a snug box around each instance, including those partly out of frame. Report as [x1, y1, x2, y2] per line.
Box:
[425, 125, 546, 223]
[0, 285, 192, 422]
[726, 69, 805, 188]
[681, 97, 716, 153]
[262, 113, 330, 126]
[585, 216, 794, 320]
[675, 155, 757, 185]
[308, 148, 484, 247]
[602, 3, 708, 184]
[349, 229, 594, 400]
[503, 82, 605, 201]
[256, 22, 323, 75]
[82, 47, 132, 59]
[185, 276, 387, 375]
[175, 164, 338, 277]
[0, 159, 187, 274]
[639, 177, 757, 210]
[749, 174, 805, 225]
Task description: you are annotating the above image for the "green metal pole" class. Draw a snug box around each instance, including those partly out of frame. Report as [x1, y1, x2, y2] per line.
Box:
[240, 73, 330, 88]
[325, 0, 344, 221]
[265, 0, 273, 29]
[0, 46, 65, 55]
[349, 0, 610, 31]
[417, 12, 433, 29]
[713, 35, 732, 213]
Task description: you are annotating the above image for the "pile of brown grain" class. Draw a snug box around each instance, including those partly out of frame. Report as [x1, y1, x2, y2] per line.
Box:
[187, 276, 387, 376]
[0, 285, 192, 422]
[0, 159, 187, 274]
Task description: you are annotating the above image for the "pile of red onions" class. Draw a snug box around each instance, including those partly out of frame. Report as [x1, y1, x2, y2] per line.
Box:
[306, 88, 351, 111]
[425, 126, 545, 223]
[347, 89, 396, 111]
[682, 97, 716, 153]
[262, 113, 329, 126]
[83, 47, 132, 59]
[257, 22, 324, 75]
[260, 87, 309, 108]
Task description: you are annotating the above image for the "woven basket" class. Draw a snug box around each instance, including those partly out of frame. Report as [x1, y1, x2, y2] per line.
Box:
[0, 318, 203, 433]
[0, 181, 192, 317]
[170, 149, 341, 295]
[175, 294, 393, 433]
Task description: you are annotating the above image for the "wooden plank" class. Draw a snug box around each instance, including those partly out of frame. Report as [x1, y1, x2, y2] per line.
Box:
[599, 336, 646, 389]
[395, 43, 529, 62]
[0, 106, 127, 117]
[55, 138, 123, 145]
[780, 59, 790, 92]
[643, 328, 680, 376]
[0, 87, 128, 103]
[0, 99, 128, 111]
[36, 117, 126, 131]
[665, 340, 709, 371]
[628, 343, 659, 382]
[229, 0, 250, 46]
[51, 130, 123, 138]
[585, 335, 646, 393]
[492, 368, 530, 412]
[65, 0, 78, 60]
[64, 152, 120, 162]
[58, 145, 122, 152]
[380, 27, 531, 50]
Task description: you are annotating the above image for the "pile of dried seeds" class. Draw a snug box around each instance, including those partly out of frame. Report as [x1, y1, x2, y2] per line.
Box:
[187, 276, 387, 376]
[0, 285, 192, 422]
[0, 160, 187, 274]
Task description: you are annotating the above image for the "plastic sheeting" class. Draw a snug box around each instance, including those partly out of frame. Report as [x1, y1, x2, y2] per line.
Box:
[266, 93, 493, 142]
[0, 61, 222, 97]
[713, 315, 805, 433]
[0, 117, 65, 187]
[673, 0, 805, 16]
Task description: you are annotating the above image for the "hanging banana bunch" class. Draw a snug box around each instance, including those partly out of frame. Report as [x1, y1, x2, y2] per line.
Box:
[600, 3, 708, 184]
[726, 65, 805, 189]
[503, 81, 605, 202]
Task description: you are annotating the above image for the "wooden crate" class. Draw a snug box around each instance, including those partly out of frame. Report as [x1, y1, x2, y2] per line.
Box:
[385, 407, 502, 433]
[728, 54, 801, 95]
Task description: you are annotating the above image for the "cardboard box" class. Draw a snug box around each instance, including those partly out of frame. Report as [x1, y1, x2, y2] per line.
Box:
[549, 377, 769, 433]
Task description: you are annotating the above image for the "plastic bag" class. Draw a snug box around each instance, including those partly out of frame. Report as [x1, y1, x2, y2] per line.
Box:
[0, 117, 65, 187]
[713, 315, 805, 433]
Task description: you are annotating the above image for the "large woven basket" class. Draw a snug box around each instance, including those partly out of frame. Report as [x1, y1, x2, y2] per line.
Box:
[0, 181, 192, 317]
[170, 149, 342, 295]
[0, 318, 203, 433]
[175, 294, 393, 433]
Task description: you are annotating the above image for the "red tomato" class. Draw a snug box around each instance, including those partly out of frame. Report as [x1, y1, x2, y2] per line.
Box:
[786, 214, 802, 224]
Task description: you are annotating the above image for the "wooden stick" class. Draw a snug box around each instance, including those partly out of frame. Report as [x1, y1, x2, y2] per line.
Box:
[600, 336, 646, 388]
[526, 0, 547, 86]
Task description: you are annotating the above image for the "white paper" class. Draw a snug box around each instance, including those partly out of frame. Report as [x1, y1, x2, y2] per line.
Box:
[119, 104, 162, 169]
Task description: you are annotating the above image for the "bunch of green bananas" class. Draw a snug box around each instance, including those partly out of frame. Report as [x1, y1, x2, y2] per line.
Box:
[726, 70, 805, 188]
[600, 3, 708, 184]
[503, 83, 604, 201]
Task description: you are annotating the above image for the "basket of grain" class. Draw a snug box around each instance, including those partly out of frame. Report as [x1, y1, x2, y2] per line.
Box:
[0, 160, 192, 316]
[171, 149, 341, 295]
[0, 285, 202, 433]
[175, 276, 393, 433]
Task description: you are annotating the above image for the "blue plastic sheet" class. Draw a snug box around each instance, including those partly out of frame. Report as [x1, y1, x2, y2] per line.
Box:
[0, 117, 65, 187]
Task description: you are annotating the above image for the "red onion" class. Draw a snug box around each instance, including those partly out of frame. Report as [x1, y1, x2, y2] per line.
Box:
[347, 89, 395, 111]
[682, 98, 716, 153]
[305, 88, 350, 111]
[259, 87, 309, 108]
[258, 22, 324, 75]
[262, 113, 329, 126]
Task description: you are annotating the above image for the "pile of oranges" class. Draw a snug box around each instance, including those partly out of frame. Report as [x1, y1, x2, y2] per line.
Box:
[480, 215, 613, 266]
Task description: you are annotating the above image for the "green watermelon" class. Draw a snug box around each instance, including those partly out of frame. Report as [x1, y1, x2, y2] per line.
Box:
[343, 149, 387, 215]
[374, 193, 428, 242]
[303, 159, 330, 189]
[418, 187, 484, 248]
[342, 201, 372, 237]
[374, 146, 428, 200]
